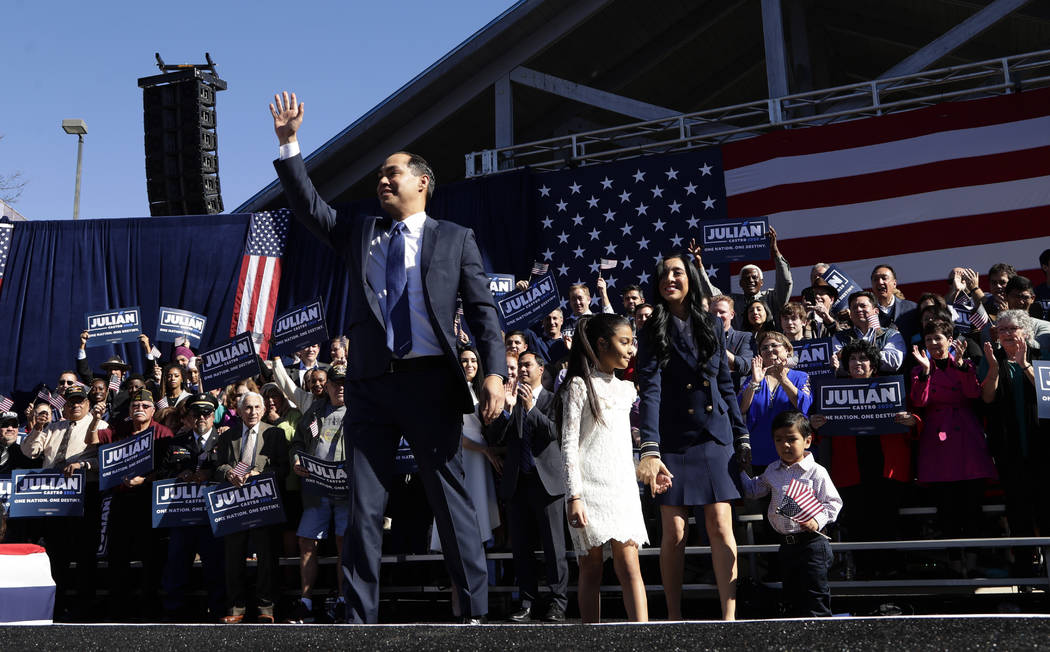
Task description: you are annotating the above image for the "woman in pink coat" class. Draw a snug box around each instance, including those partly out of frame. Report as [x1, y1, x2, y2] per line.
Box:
[910, 319, 996, 545]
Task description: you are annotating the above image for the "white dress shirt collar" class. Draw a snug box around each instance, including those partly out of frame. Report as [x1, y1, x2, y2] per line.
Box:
[393, 211, 427, 236]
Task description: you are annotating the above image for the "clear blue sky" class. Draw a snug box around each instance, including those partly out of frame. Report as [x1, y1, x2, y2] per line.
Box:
[2, 0, 518, 220]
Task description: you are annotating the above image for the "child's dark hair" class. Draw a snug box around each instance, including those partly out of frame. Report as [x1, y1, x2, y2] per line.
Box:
[555, 313, 630, 434]
[771, 409, 813, 438]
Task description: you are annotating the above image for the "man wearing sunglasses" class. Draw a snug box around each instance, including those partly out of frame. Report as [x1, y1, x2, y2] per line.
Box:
[159, 392, 226, 622]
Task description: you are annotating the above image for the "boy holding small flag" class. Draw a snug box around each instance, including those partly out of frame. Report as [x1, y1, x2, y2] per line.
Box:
[739, 409, 842, 617]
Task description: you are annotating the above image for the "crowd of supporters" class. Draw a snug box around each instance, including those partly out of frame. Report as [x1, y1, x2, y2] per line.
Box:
[1, 241, 1048, 623]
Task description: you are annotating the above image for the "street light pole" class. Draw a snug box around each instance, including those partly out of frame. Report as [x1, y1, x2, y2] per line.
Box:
[73, 133, 84, 221]
[61, 119, 88, 220]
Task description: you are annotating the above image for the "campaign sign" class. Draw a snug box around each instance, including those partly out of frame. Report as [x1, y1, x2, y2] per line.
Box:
[297, 451, 349, 500]
[204, 472, 286, 537]
[156, 307, 207, 348]
[198, 332, 261, 392]
[793, 338, 834, 379]
[8, 469, 86, 517]
[0, 473, 11, 511]
[152, 478, 216, 528]
[496, 272, 561, 330]
[701, 216, 770, 262]
[272, 298, 329, 357]
[814, 375, 907, 436]
[1035, 361, 1050, 419]
[487, 273, 516, 297]
[85, 307, 141, 346]
[820, 264, 864, 314]
[98, 429, 154, 491]
[394, 436, 418, 474]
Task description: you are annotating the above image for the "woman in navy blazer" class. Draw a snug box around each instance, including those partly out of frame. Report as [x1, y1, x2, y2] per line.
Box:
[636, 253, 751, 621]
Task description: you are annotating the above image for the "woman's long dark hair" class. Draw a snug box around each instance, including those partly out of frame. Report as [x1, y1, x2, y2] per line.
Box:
[743, 298, 775, 334]
[642, 252, 718, 369]
[456, 342, 485, 402]
[555, 313, 630, 437]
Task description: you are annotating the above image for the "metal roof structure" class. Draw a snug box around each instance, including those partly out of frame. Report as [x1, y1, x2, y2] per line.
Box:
[236, 0, 1050, 213]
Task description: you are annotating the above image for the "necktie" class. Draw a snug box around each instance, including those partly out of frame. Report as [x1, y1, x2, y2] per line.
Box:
[52, 423, 75, 468]
[517, 404, 534, 474]
[385, 221, 412, 357]
[240, 427, 257, 468]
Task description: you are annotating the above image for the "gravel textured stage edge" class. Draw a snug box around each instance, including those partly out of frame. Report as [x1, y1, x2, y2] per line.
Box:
[3, 615, 1050, 651]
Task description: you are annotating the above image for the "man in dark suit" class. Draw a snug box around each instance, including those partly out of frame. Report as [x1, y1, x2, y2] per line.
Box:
[494, 351, 567, 622]
[871, 265, 919, 345]
[159, 392, 226, 622]
[269, 91, 507, 624]
[213, 391, 289, 623]
[709, 295, 755, 391]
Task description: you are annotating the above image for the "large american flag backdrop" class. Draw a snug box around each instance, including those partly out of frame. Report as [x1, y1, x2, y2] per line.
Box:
[230, 209, 290, 357]
[532, 88, 1050, 304]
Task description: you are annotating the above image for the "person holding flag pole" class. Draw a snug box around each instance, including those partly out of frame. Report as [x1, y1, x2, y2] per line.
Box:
[739, 410, 842, 617]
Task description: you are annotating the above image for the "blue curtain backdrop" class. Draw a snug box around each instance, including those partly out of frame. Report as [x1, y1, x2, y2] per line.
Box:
[0, 169, 533, 404]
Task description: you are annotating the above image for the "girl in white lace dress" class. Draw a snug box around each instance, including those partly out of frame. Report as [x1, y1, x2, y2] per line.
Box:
[559, 313, 649, 623]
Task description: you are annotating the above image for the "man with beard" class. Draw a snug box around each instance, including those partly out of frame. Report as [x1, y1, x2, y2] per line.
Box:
[89, 389, 174, 620]
[287, 365, 348, 623]
[159, 392, 226, 622]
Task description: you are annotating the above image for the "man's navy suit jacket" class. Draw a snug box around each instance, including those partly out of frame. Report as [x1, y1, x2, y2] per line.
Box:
[274, 154, 508, 414]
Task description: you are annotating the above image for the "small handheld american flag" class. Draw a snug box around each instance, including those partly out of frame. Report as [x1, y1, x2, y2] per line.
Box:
[38, 387, 65, 412]
[968, 309, 988, 330]
[232, 460, 252, 477]
[530, 261, 549, 276]
[599, 258, 618, 270]
[309, 418, 319, 438]
[108, 374, 121, 393]
[776, 478, 826, 526]
[865, 311, 880, 331]
[155, 396, 169, 410]
[150, 346, 162, 359]
[0, 395, 13, 413]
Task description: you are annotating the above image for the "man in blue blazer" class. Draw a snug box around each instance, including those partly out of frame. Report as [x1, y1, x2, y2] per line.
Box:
[269, 92, 507, 623]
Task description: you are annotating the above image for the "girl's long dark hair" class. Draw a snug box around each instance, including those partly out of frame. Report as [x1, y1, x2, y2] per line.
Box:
[642, 252, 718, 368]
[555, 313, 630, 438]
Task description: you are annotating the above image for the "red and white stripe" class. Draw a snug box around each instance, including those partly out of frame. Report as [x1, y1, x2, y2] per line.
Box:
[0, 544, 56, 624]
[785, 478, 824, 524]
[231, 254, 282, 358]
[721, 88, 1050, 299]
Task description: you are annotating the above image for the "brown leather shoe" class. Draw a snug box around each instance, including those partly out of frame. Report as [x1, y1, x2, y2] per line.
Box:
[222, 606, 246, 623]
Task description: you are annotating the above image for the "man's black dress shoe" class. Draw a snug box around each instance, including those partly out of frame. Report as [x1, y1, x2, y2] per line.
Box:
[508, 606, 531, 623]
[542, 605, 566, 622]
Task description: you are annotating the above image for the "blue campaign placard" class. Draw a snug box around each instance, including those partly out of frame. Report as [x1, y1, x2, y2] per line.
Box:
[271, 298, 329, 357]
[85, 307, 141, 346]
[813, 375, 907, 436]
[152, 478, 216, 528]
[8, 469, 86, 518]
[198, 332, 261, 392]
[820, 264, 864, 314]
[1035, 360, 1050, 419]
[98, 429, 154, 491]
[793, 337, 834, 379]
[204, 472, 286, 537]
[0, 473, 11, 511]
[156, 307, 207, 348]
[700, 216, 770, 262]
[297, 451, 349, 500]
[487, 273, 516, 297]
[394, 436, 418, 474]
[496, 272, 561, 330]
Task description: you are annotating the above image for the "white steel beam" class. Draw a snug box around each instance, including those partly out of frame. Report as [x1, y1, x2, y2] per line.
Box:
[508, 66, 679, 121]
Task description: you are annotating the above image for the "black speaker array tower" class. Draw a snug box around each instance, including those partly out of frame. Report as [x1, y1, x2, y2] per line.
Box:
[138, 54, 227, 216]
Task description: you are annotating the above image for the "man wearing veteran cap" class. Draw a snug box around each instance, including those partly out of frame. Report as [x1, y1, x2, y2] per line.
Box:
[88, 388, 174, 619]
[159, 392, 227, 621]
[21, 383, 108, 619]
[214, 390, 289, 623]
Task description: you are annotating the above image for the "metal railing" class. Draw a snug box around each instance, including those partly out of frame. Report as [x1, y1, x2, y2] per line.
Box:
[465, 48, 1050, 178]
